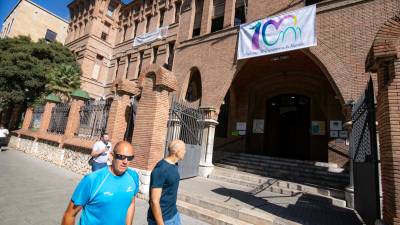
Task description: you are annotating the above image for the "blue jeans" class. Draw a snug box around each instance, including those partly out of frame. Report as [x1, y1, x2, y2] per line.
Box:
[91, 162, 107, 172]
[148, 213, 181, 225]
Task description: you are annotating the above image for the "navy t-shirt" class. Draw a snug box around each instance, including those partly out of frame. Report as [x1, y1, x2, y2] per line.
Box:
[148, 159, 180, 221]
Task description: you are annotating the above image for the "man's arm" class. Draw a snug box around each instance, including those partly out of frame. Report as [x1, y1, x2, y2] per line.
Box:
[150, 188, 164, 225]
[91, 143, 107, 157]
[126, 197, 136, 225]
[61, 201, 82, 225]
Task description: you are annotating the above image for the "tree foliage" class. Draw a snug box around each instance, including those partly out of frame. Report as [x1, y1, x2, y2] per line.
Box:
[0, 36, 81, 109]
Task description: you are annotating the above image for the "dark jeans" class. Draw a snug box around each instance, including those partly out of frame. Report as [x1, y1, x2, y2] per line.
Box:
[91, 162, 107, 172]
[0, 137, 8, 148]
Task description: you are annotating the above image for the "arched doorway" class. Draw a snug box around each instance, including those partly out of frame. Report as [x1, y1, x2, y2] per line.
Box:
[215, 50, 346, 165]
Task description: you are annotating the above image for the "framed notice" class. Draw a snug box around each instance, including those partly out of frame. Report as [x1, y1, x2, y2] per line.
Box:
[253, 119, 264, 133]
[339, 130, 348, 138]
[236, 122, 246, 131]
[330, 120, 342, 131]
[311, 121, 326, 135]
[330, 130, 339, 138]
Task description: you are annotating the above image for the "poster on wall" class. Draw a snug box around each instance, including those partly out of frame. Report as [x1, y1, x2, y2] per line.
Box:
[237, 5, 317, 60]
[236, 122, 247, 131]
[330, 130, 339, 138]
[330, 120, 342, 131]
[311, 121, 325, 135]
[253, 119, 264, 133]
[339, 130, 348, 138]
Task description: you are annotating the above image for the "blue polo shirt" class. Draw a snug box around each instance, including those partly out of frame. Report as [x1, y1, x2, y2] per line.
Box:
[147, 159, 180, 221]
[72, 167, 139, 225]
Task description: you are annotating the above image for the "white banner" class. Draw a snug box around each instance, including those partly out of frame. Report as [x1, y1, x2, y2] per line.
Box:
[133, 26, 169, 47]
[238, 5, 316, 60]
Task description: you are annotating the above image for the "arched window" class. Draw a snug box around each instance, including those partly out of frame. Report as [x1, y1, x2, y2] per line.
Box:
[185, 69, 202, 103]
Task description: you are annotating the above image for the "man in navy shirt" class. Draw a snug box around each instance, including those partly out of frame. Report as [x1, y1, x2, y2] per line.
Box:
[148, 140, 186, 225]
[62, 141, 140, 225]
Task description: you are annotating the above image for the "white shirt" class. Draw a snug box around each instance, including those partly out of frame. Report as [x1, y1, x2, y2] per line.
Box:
[93, 140, 112, 163]
[0, 128, 9, 138]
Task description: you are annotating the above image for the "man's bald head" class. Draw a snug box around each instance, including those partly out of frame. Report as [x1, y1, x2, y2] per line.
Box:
[113, 141, 134, 154]
[168, 140, 186, 160]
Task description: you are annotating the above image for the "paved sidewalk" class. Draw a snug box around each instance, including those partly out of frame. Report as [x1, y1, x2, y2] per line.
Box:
[0, 149, 209, 225]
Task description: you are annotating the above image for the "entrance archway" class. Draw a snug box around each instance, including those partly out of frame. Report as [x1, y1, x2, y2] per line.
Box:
[215, 50, 346, 165]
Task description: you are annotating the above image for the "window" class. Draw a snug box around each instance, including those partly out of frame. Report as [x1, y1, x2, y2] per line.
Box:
[152, 47, 158, 64]
[146, 16, 151, 33]
[234, 0, 247, 26]
[174, 1, 182, 23]
[192, 0, 203, 37]
[126, 55, 131, 79]
[159, 10, 165, 27]
[45, 29, 57, 42]
[185, 69, 202, 103]
[211, 0, 225, 32]
[138, 51, 144, 76]
[133, 20, 139, 38]
[382, 61, 392, 86]
[166, 42, 175, 70]
[92, 55, 103, 80]
[107, 3, 115, 16]
[305, 0, 324, 5]
[101, 32, 108, 41]
[122, 25, 128, 41]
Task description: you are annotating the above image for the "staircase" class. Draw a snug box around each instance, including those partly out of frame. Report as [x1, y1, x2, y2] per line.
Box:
[212, 153, 350, 203]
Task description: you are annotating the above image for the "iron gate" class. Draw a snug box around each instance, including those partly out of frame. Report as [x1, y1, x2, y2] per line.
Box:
[165, 98, 204, 179]
[351, 78, 380, 225]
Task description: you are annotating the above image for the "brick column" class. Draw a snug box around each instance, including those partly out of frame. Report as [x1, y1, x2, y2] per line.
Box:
[131, 65, 177, 172]
[377, 58, 400, 225]
[38, 102, 56, 134]
[200, 0, 213, 35]
[64, 99, 84, 139]
[21, 107, 33, 130]
[107, 79, 141, 142]
[223, 0, 236, 28]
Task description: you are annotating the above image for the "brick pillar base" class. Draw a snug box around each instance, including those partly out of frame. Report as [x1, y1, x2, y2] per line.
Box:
[38, 102, 56, 135]
[21, 107, 33, 130]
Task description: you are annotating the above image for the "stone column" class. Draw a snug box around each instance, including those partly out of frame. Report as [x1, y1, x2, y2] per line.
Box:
[106, 79, 140, 141]
[21, 107, 33, 130]
[38, 102, 56, 134]
[198, 107, 219, 177]
[200, 0, 213, 35]
[343, 120, 354, 208]
[63, 99, 84, 139]
[223, 0, 236, 28]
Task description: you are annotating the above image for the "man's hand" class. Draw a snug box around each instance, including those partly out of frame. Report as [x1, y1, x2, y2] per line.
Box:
[150, 188, 164, 225]
[61, 201, 82, 225]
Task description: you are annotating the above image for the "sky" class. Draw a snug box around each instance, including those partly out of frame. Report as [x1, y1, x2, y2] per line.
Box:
[0, 0, 72, 24]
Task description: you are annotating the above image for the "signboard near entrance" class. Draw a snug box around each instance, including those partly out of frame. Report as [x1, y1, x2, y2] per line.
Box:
[237, 5, 317, 60]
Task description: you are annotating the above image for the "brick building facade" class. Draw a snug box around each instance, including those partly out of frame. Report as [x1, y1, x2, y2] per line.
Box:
[12, 0, 399, 224]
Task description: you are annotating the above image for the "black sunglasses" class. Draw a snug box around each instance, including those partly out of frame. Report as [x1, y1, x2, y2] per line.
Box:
[114, 153, 134, 161]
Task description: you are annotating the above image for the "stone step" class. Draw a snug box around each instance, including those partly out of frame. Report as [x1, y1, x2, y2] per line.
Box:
[220, 158, 349, 182]
[214, 162, 348, 189]
[210, 167, 347, 204]
[178, 191, 300, 225]
[236, 153, 341, 168]
[177, 200, 251, 225]
[223, 156, 349, 177]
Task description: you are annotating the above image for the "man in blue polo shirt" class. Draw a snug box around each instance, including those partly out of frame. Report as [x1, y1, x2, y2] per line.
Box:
[148, 140, 186, 225]
[61, 141, 140, 225]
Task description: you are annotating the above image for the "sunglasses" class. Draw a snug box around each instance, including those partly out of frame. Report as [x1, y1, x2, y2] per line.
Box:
[114, 153, 134, 161]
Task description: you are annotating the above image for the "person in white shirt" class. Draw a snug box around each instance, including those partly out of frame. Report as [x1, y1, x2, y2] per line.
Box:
[0, 124, 9, 150]
[90, 133, 112, 171]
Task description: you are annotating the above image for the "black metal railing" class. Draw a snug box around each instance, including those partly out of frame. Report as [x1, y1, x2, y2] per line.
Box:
[76, 100, 112, 139]
[29, 106, 44, 130]
[48, 103, 70, 134]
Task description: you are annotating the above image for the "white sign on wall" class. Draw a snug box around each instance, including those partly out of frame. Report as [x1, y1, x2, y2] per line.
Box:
[237, 5, 317, 60]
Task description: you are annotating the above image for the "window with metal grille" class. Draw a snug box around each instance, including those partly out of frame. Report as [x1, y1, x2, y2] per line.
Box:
[192, 0, 203, 37]
[45, 29, 57, 42]
[211, 0, 225, 32]
[174, 1, 182, 23]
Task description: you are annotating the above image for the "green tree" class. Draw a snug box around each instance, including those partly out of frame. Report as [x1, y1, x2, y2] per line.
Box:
[0, 36, 81, 108]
